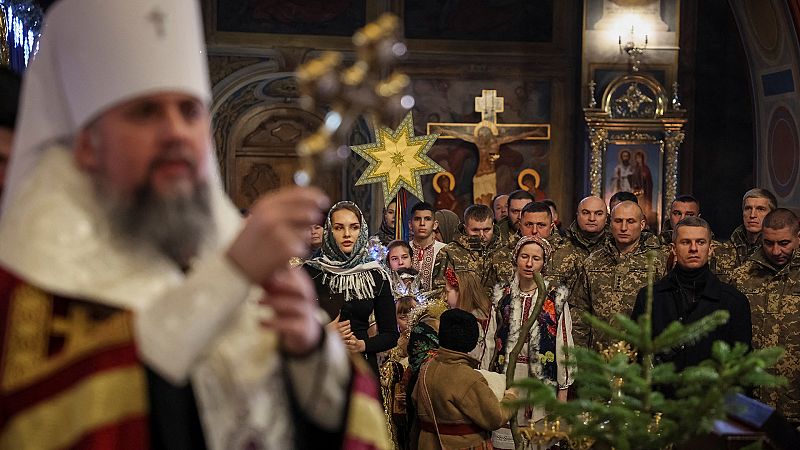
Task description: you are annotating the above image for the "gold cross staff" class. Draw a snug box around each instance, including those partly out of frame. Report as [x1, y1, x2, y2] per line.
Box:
[295, 14, 410, 185]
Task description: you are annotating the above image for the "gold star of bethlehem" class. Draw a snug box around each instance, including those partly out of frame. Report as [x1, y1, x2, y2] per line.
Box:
[351, 111, 442, 206]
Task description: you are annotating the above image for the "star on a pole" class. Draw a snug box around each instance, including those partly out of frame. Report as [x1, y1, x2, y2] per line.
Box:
[351, 111, 442, 206]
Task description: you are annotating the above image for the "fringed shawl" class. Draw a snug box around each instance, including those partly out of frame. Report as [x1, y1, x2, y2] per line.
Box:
[305, 201, 388, 302]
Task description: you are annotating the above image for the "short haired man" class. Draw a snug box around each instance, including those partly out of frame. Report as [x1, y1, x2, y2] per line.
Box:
[541, 198, 562, 234]
[408, 202, 445, 290]
[519, 201, 555, 239]
[571, 201, 667, 349]
[492, 193, 509, 222]
[496, 189, 534, 239]
[609, 191, 638, 211]
[658, 194, 736, 276]
[730, 208, 800, 422]
[0, 2, 380, 448]
[432, 204, 510, 297]
[547, 196, 609, 290]
[633, 217, 751, 371]
[718, 188, 778, 272]
[659, 195, 701, 245]
[0, 67, 20, 201]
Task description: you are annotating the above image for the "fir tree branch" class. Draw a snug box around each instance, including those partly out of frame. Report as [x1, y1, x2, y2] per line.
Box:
[651, 310, 729, 353]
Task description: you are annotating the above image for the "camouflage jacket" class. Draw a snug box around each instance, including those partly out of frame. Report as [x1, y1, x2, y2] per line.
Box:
[729, 249, 800, 421]
[570, 233, 668, 349]
[548, 221, 607, 292]
[431, 224, 513, 299]
[715, 226, 761, 280]
[497, 216, 513, 242]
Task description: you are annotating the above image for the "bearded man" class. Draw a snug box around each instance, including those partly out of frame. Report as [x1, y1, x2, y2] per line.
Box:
[0, 1, 386, 449]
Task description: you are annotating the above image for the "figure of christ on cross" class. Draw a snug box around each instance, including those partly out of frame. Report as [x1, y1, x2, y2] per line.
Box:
[428, 90, 549, 206]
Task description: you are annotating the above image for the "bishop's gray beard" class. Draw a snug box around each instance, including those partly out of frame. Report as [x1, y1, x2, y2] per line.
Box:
[100, 178, 215, 269]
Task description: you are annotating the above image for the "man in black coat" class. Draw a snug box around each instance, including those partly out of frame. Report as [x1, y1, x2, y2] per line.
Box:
[632, 216, 752, 370]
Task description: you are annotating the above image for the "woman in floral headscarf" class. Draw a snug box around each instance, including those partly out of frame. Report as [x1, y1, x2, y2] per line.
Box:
[305, 201, 398, 374]
[492, 235, 574, 448]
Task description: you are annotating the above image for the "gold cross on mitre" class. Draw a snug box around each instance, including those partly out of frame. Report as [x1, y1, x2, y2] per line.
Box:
[148, 7, 167, 38]
[427, 90, 550, 205]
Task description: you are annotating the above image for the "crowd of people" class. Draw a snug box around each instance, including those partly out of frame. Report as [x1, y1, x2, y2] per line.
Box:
[300, 185, 799, 449]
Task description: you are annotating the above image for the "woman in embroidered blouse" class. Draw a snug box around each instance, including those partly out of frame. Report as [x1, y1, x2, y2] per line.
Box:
[304, 201, 398, 374]
[495, 235, 574, 406]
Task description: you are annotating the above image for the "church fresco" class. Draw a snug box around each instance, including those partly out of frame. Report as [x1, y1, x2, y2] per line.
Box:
[403, 0, 553, 42]
[216, 0, 366, 36]
[410, 78, 551, 218]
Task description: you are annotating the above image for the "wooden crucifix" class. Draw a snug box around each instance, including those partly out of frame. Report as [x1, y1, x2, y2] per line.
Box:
[427, 90, 550, 206]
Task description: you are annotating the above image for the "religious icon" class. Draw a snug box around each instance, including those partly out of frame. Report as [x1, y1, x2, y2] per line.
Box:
[604, 142, 663, 230]
[517, 168, 547, 201]
[433, 171, 459, 213]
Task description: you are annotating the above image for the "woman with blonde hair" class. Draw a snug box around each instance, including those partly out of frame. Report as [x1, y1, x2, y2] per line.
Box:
[444, 268, 502, 371]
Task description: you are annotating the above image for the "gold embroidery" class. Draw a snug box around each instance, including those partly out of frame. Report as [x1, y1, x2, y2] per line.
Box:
[346, 391, 392, 450]
[2, 284, 135, 392]
[2, 285, 52, 392]
[0, 366, 146, 450]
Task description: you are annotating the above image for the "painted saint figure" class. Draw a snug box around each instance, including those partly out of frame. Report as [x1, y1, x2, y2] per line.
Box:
[631, 150, 654, 217]
[612, 149, 634, 194]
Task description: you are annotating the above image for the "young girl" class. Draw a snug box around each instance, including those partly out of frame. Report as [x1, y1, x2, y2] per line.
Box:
[445, 268, 502, 371]
[380, 295, 418, 450]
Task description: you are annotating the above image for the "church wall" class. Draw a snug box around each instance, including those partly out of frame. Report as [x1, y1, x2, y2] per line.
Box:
[728, 0, 800, 216]
[682, 0, 754, 238]
[202, 0, 581, 227]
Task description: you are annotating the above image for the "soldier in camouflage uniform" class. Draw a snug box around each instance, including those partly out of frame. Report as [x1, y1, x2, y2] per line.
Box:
[659, 195, 701, 246]
[658, 194, 729, 275]
[570, 201, 668, 349]
[730, 208, 800, 423]
[432, 204, 513, 299]
[496, 190, 534, 242]
[517, 201, 576, 285]
[547, 196, 609, 292]
[716, 188, 778, 279]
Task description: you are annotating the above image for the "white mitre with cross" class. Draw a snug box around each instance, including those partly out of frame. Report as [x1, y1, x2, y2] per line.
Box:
[5, 0, 211, 211]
